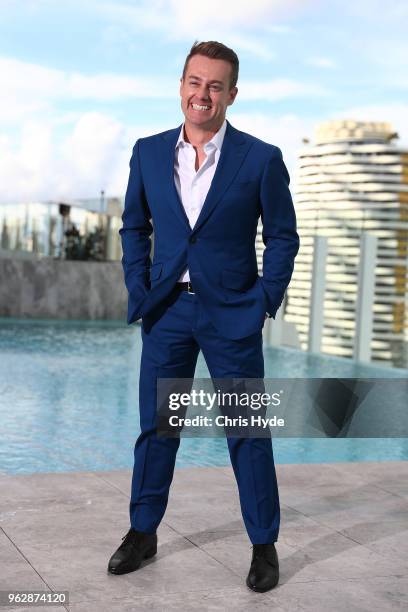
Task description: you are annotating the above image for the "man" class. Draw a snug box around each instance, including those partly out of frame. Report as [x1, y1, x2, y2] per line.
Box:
[108, 41, 299, 593]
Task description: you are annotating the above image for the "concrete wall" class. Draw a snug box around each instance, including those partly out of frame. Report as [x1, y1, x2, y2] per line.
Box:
[0, 257, 128, 320]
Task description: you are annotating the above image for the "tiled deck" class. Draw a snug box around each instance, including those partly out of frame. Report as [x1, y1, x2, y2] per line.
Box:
[1, 462, 407, 611]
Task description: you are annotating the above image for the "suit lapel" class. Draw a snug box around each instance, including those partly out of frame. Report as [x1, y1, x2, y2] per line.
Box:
[162, 123, 191, 229]
[161, 119, 252, 233]
[193, 120, 252, 233]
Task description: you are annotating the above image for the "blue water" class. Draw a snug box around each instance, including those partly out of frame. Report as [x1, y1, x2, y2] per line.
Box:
[0, 318, 407, 475]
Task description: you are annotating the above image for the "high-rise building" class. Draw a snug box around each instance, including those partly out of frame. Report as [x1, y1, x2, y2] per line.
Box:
[259, 120, 408, 367]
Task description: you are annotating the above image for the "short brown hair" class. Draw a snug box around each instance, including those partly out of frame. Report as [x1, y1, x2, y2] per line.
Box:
[182, 41, 239, 89]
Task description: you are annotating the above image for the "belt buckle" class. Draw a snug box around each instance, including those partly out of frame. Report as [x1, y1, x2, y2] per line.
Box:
[187, 281, 195, 295]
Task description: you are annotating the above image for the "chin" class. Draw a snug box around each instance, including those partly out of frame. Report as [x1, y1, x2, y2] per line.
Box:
[189, 112, 215, 123]
[188, 116, 209, 126]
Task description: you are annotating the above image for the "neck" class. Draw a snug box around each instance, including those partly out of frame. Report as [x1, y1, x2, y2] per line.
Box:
[183, 119, 225, 147]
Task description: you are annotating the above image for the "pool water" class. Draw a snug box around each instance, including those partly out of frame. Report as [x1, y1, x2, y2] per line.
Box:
[0, 319, 407, 475]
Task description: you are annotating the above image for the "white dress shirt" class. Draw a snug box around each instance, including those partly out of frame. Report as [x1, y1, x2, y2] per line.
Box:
[174, 119, 227, 282]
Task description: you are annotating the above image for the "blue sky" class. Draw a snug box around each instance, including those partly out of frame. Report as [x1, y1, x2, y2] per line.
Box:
[1, 0, 407, 203]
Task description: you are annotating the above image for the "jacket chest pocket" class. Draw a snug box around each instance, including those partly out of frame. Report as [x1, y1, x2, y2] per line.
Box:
[226, 180, 259, 195]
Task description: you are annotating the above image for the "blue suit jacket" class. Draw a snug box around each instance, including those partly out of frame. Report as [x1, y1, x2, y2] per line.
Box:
[119, 119, 299, 340]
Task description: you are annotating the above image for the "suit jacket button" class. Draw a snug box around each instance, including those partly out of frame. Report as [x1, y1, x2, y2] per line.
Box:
[189, 236, 197, 244]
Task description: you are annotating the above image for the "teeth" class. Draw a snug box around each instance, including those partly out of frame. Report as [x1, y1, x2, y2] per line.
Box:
[192, 104, 210, 110]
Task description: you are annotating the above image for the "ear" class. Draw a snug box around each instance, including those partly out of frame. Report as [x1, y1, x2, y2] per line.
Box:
[228, 86, 238, 106]
[179, 77, 183, 96]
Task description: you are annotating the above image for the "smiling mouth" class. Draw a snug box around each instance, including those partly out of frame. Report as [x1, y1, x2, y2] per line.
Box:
[191, 103, 211, 111]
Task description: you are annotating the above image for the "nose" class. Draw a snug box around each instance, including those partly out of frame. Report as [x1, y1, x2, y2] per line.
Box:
[196, 84, 211, 101]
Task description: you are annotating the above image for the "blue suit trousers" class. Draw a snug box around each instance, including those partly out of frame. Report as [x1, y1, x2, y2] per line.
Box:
[129, 286, 280, 544]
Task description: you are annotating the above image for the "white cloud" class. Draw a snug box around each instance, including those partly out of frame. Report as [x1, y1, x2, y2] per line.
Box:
[216, 33, 276, 61]
[238, 78, 331, 101]
[64, 73, 176, 100]
[99, 0, 312, 36]
[0, 111, 172, 204]
[305, 57, 336, 69]
[93, 0, 307, 61]
[90, 0, 313, 62]
[58, 113, 127, 197]
[0, 55, 329, 128]
[229, 105, 408, 186]
[229, 111, 316, 178]
[1, 0, 406, 207]
[0, 113, 125, 203]
[1, 107, 309, 204]
[0, 121, 53, 203]
[2, 103, 407, 205]
[0, 50, 331, 203]
[168, 0, 303, 31]
[0, 109, 311, 203]
[0, 57, 177, 122]
[261, 24, 294, 33]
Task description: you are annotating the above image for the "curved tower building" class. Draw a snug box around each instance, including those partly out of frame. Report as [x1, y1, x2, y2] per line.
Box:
[272, 120, 407, 367]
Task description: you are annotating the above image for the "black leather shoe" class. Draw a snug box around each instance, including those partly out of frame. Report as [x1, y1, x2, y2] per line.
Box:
[108, 528, 157, 575]
[246, 543, 279, 592]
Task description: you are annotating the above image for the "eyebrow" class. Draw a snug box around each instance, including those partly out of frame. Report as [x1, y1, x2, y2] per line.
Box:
[187, 75, 224, 85]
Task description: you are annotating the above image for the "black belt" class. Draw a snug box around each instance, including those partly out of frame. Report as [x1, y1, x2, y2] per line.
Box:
[176, 281, 195, 294]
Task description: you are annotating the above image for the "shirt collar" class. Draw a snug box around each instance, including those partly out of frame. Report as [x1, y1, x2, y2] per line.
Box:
[175, 119, 227, 152]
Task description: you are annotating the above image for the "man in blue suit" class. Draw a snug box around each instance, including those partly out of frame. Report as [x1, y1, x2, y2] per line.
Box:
[108, 41, 299, 593]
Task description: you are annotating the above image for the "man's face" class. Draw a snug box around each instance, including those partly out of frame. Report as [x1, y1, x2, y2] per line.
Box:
[179, 54, 238, 132]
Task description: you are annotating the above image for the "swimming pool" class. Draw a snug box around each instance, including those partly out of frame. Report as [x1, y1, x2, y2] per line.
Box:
[0, 318, 407, 475]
